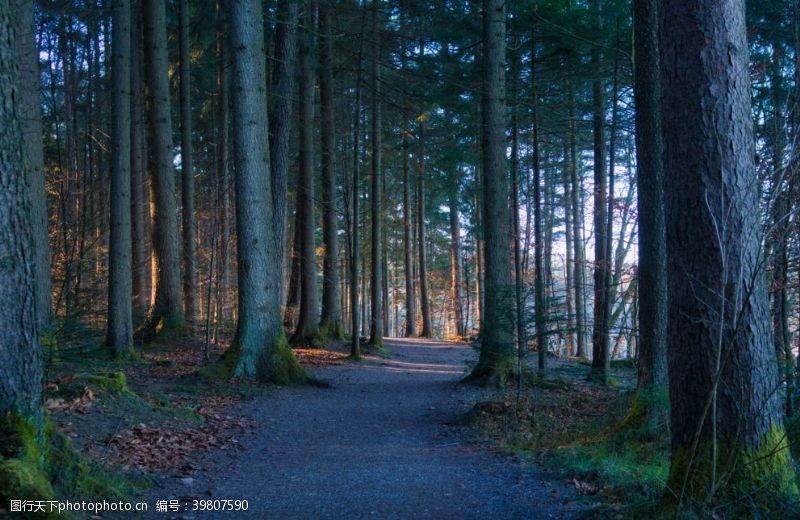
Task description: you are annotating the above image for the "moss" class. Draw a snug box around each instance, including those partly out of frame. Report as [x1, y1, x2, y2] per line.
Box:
[290, 327, 324, 348]
[0, 412, 55, 516]
[319, 321, 345, 341]
[662, 426, 800, 517]
[205, 329, 309, 385]
[258, 330, 309, 384]
[463, 353, 518, 387]
[61, 372, 136, 399]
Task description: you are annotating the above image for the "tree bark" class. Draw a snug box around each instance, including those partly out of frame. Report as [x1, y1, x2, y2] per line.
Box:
[179, 0, 196, 323]
[143, 0, 184, 336]
[417, 112, 432, 338]
[269, 0, 298, 305]
[449, 190, 465, 338]
[107, 0, 134, 355]
[226, 0, 305, 382]
[291, 0, 320, 346]
[467, 0, 515, 385]
[590, 0, 609, 376]
[15, 0, 51, 334]
[1, 2, 44, 449]
[661, 0, 799, 509]
[318, 0, 341, 338]
[568, 83, 587, 358]
[369, 2, 383, 347]
[402, 110, 417, 336]
[633, 0, 668, 426]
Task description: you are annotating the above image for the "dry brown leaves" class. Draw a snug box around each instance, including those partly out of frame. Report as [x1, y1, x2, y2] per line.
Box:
[45, 386, 95, 414]
[294, 348, 348, 366]
[108, 396, 254, 475]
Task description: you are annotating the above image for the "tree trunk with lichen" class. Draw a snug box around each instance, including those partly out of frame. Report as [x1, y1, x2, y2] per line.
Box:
[225, 0, 306, 383]
[660, 0, 799, 512]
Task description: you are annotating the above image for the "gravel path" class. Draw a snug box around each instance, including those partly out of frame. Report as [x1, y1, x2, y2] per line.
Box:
[194, 337, 583, 519]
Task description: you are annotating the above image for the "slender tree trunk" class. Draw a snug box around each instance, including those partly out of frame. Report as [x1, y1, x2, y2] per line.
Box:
[467, 0, 514, 385]
[143, 0, 184, 336]
[214, 0, 230, 333]
[633, 0, 668, 426]
[403, 110, 417, 336]
[590, 0, 609, 376]
[449, 190, 465, 337]
[292, 1, 320, 346]
[569, 85, 587, 358]
[269, 0, 298, 305]
[226, 0, 305, 382]
[661, 0, 799, 509]
[417, 111, 433, 338]
[284, 219, 301, 328]
[319, 0, 341, 338]
[530, 38, 546, 371]
[107, 0, 134, 355]
[130, 0, 149, 323]
[563, 140, 575, 356]
[368, 3, 384, 347]
[350, 5, 367, 359]
[179, 0, 196, 323]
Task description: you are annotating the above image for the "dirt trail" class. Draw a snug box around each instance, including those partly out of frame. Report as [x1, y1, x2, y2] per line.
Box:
[196, 338, 582, 519]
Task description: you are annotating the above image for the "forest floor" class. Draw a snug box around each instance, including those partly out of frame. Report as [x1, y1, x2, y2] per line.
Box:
[44, 336, 607, 519]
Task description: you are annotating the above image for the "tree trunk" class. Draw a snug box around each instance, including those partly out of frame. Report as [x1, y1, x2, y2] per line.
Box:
[291, 1, 320, 346]
[15, 0, 51, 334]
[318, 0, 341, 338]
[226, 0, 305, 382]
[403, 110, 417, 336]
[562, 139, 575, 356]
[179, 0, 196, 323]
[130, 0, 150, 324]
[269, 0, 298, 305]
[369, 3, 383, 347]
[107, 0, 134, 355]
[449, 190, 465, 338]
[590, 0, 609, 376]
[1, 3, 45, 454]
[467, 0, 514, 385]
[417, 112, 433, 338]
[661, 0, 799, 510]
[569, 84, 587, 358]
[633, 0, 667, 427]
[142, 0, 184, 336]
[530, 38, 546, 371]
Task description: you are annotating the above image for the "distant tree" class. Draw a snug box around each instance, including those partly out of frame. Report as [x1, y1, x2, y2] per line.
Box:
[179, 0, 196, 323]
[369, 2, 384, 348]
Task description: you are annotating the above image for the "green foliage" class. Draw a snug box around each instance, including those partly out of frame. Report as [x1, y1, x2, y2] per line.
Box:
[257, 330, 308, 384]
[318, 321, 344, 341]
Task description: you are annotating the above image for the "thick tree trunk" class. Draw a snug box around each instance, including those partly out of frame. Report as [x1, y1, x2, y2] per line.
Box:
[15, 0, 51, 334]
[143, 0, 184, 336]
[369, 3, 383, 347]
[467, 0, 514, 385]
[107, 0, 134, 355]
[633, 0, 667, 427]
[179, 0, 196, 323]
[226, 0, 305, 383]
[269, 0, 298, 305]
[318, 0, 341, 338]
[661, 0, 799, 510]
[292, 1, 320, 346]
[1, 2, 45, 474]
[214, 0, 230, 333]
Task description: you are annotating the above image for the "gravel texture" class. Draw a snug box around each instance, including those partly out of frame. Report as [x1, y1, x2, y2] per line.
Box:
[188, 337, 584, 519]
